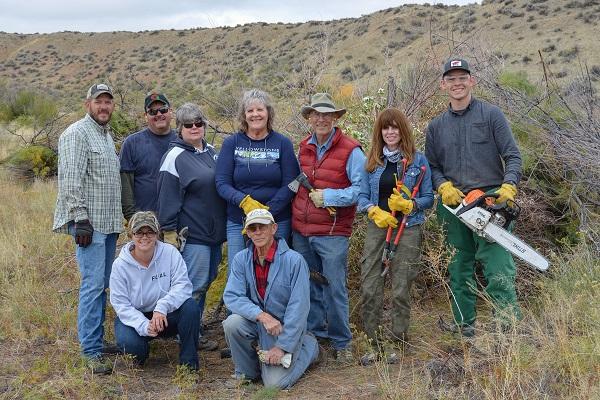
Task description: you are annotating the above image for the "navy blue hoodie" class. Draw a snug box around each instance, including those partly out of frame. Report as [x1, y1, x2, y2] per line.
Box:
[157, 137, 226, 246]
[215, 130, 300, 225]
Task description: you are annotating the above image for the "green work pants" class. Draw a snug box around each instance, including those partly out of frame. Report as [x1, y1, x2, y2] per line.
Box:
[437, 202, 521, 327]
[360, 220, 422, 341]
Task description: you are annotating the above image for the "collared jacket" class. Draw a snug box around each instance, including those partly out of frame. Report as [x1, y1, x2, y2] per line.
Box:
[425, 97, 522, 192]
[53, 113, 122, 234]
[223, 238, 310, 355]
[292, 128, 364, 236]
[110, 240, 193, 337]
[357, 152, 434, 227]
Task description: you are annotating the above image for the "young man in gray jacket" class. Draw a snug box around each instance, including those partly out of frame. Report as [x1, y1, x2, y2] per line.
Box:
[425, 58, 522, 336]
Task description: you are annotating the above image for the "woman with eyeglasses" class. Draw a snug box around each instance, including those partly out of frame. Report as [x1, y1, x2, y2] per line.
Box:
[215, 89, 299, 276]
[157, 103, 226, 348]
[109, 211, 200, 369]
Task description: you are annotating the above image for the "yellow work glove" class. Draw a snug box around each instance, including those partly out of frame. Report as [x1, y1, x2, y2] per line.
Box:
[368, 206, 398, 229]
[388, 188, 414, 215]
[163, 230, 179, 249]
[495, 183, 517, 203]
[437, 181, 465, 206]
[309, 190, 325, 208]
[239, 195, 269, 215]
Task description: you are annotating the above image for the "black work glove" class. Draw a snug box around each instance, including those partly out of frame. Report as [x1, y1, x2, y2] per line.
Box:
[74, 220, 94, 248]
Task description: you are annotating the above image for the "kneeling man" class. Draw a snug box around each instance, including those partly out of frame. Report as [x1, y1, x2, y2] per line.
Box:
[110, 211, 200, 369]
[223, 209, 319, 389]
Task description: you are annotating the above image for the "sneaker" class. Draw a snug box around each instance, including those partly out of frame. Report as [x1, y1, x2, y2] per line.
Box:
[85, 356, 113, 375]
[334, 348, 354, 365]
[198, 336, 218, 351]
[359, 352, 377, 366]
[223, 373, 258, 389]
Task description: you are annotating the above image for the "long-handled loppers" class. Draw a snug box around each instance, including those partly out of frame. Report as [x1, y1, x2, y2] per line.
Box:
[381, 165, 426, 277]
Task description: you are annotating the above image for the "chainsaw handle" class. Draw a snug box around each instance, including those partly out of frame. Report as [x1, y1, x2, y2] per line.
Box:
[455, 192, 499, 217]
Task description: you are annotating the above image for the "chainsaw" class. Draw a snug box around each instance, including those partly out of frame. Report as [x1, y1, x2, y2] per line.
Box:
[442, 190, 549, 271]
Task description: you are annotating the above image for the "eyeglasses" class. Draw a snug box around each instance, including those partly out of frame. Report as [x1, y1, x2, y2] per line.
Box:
[147, 107, 169, 116]
[183, 120, 205, 129]
[310, 112, 335, 121]
[133, 230, 157, 238]
[246, 224, 271, 233]
[443, 75, 470, 84]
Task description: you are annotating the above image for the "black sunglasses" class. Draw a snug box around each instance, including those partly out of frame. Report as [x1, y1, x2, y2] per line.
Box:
[147, 107, 170, 116]
[183, 120, 205, 129]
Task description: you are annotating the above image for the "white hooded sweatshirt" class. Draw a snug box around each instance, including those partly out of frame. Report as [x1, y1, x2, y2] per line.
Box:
[109, 240, 192, 336]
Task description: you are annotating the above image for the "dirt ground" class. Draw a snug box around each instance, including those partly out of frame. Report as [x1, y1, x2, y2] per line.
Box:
[0, 295, 470, 399]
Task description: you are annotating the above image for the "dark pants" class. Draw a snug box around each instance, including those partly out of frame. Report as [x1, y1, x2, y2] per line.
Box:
[114, 298, 200, 369]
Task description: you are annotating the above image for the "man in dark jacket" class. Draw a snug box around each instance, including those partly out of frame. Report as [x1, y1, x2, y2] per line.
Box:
[120, 92, 176, 221]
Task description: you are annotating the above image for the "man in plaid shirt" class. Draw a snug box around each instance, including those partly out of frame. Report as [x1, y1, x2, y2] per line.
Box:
[53, 83, 123, 374]
[223, 209, 319, 389]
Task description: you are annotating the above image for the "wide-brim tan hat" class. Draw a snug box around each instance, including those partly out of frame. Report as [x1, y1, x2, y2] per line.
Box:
[301, 92, 346, 119]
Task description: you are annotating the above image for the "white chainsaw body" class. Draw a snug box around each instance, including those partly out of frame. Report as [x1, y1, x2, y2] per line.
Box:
[444, 204, 550, 271]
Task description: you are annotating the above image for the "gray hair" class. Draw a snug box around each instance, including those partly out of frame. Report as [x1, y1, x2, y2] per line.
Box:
[175, 102, 206, 135]
[237, 89, 275, 133]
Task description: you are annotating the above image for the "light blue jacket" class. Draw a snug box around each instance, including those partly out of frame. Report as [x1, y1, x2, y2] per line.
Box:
[223, 238, 311, 355]
[358, 151, 434, 227]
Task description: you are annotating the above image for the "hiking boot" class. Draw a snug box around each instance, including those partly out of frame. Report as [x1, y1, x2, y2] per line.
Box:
[359, 350, 399, 366]
[85, 356, 113, 375]
[438, 317, 475, 337]
[198, 336, 218, 351]
[220, 347, 232, 359]
[101, 341, 122, 355]
[334, 348, 354, 365]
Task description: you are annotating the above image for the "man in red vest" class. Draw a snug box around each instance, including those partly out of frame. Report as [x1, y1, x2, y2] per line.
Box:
[291, 93, 366, 364]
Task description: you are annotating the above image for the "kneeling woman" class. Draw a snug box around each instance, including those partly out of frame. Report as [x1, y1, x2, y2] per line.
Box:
[357, 108, 433, 350]
[109, 211, 200, 369]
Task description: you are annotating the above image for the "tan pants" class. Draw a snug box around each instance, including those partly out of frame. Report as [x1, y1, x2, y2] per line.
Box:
[360, 221, 422, 341]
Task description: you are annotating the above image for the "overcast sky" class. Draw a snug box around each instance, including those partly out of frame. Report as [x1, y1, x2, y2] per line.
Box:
[0, 1, 477, 34]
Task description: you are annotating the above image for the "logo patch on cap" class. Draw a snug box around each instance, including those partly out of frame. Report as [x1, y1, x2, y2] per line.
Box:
[450, 60, 462, 67]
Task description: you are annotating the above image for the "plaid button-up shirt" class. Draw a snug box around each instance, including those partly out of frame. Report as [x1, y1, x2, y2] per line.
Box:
[253, 239, 278, 300]
[53, 113, 123, 234]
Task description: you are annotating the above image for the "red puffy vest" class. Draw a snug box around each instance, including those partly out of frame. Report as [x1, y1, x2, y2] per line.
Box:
[292, 128, 360, 237]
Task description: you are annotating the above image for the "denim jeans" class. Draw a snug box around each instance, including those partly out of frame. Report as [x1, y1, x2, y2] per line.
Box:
[70, 225, 118, 358]
[292, 232, 352, 350]
[181, 243, 222, 324]
[222, 314, 318, 389]
[226, 219, 291, 275]
[114, 298, 200, 369]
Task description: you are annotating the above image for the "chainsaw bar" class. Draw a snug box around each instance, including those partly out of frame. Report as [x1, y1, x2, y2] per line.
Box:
[443, 203, 549, 272]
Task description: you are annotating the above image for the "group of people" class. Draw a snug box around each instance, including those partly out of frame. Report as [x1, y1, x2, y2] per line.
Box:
[52, 57, 523, 388]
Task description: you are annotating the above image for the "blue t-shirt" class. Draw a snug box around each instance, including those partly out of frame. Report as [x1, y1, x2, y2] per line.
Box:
[120, 128, 177, 213]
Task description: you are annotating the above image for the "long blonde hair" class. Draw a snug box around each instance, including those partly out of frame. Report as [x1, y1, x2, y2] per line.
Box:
[365, 108, 416, 173]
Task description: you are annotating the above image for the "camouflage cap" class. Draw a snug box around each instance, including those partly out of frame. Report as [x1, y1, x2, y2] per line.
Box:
[129, 211, 160, 234]
[86, 83, 113, 99]
[144, 91, 170, 112]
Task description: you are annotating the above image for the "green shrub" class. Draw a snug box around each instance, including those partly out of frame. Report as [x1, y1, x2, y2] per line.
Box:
[6, 145, 58, 178]
[110, 109, 140, 142]
[498, 71, 537, 96]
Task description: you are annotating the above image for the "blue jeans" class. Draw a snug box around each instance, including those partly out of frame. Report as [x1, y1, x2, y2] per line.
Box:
[222, 314, 318, 389]
[292, 232, 352, 350]
[114, 298, 200, 369]
[70, 225, 118, 358]
[226, 219, 291, 275]
[181, 243, 222, 323]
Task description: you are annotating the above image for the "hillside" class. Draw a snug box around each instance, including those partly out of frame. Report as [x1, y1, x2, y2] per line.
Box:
[0, 0, 598, 109]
